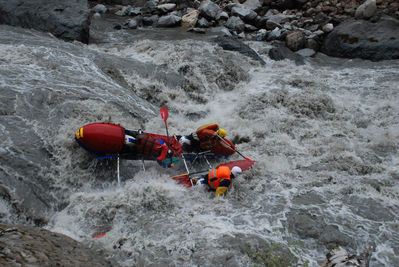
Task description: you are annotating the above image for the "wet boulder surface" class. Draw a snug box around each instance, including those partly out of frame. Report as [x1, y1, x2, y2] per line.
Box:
[0, 224, 116, 266]
[321, 15, 399, 61]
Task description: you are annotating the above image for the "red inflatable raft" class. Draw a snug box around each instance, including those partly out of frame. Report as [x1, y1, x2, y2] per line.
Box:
[75, 123, 125, 154]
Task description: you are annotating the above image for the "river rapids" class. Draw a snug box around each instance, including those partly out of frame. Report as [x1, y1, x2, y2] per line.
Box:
[0, 16, 398, 266]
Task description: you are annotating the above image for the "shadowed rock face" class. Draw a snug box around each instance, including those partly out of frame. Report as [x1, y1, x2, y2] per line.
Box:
[0, 0, 91, 44]
[321, 15, 399, 61]
[0, 224, 116, 266]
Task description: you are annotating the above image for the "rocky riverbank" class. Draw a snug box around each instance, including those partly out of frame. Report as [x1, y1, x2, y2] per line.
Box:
[0, 0, 398, 60]
[89, 0, 399, 61]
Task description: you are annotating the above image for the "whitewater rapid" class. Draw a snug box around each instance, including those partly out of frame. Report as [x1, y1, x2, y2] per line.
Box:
[0, 20, 398, 266]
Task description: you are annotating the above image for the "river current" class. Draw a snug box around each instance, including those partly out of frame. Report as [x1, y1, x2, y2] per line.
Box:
[0, 16, 398, 266]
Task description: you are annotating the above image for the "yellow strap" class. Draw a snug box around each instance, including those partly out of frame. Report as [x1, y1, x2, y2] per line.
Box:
[215, 186, 228, 197]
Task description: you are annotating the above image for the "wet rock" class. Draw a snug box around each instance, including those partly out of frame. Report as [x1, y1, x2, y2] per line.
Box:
[269, 45, 305, 65]
[115, 5, 132, 16]
[127, 16, 143, 29]
[181, 10, 200, 27]
[143, 15, 159, 26]
[93, 4, 107, 14]
[0, 0, 90, 44]
[286, 210, 354, 249]
[225, 16, 246, 33]
[157, 3, 176, 14]
[355, 0, 377, 20]
[213, 36, 266, 65]
[321, 15, 399, 60]
[0, 224, 115, 266]
[197, 17, 212, 28]
[157, 14, 182, 27]
[141, 0, 158, 16]
[322, 22, 334, 33]
[344, 196, 397, 222]
[231, 5, 258, 22]
[285, 30, 305, 51]
[296, 47, 316, 57]
[199, 0, 222, 21]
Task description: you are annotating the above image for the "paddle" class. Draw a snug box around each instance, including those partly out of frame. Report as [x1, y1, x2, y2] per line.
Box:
[216, 135, 252, 161]
[172, 169, 210, 187]
[160, 106, 171, 149]
[172, 169, 209, 179]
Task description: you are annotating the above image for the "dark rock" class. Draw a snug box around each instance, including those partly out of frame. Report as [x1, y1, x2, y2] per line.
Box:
[321, 15, 399, 61]
[286, 30, 306, 51]
[197, 17, 212, 28]
[0, 224, 115, 266]
[306, 38, 320, 51]
[199, 0, 222, 20]
[143, 15, 159, 26]
[157, 14, 182, 27]
[231, 5, 258, 22]
[268, 45, 305, 65]
[286, 210, 354, 249]
[100, 0, 147, 6]
[0, 0, 90, 44]
[225, 16, 246, 33]
[213, 36, 266, 65]
[141, 0, 158, 16]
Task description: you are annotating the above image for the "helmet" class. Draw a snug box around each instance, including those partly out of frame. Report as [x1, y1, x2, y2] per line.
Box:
[179, 136, 191, 146]
[218, 128, 227, 138]
[167, 149, 173, 158]
[231, 166, 242, 178]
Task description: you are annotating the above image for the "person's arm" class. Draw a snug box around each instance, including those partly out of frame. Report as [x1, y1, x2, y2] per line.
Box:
[201, 128, 217, 139]
[156, 144, 168, 161]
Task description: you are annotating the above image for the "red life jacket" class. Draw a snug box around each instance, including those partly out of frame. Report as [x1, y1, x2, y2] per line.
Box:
[196, 123, 219, 150]
[207, 166, 231, 190]
[136, 134, 165, 158]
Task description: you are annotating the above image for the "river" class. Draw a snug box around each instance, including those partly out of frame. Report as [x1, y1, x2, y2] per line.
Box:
[0, 15, 398, 266]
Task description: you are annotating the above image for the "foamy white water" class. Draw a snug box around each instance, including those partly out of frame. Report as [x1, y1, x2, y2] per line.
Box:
[1, 23, 398, 266]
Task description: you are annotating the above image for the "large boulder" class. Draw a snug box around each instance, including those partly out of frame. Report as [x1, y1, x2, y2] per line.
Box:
[0, 224, 115, 266]
[321, 16, 399, 61]
[0, 0, 90, 44]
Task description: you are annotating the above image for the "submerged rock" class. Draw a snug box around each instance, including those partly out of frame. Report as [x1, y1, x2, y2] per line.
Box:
[213, 35, 266, 65]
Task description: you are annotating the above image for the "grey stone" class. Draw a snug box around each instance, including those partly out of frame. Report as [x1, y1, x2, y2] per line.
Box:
[0, 0, 90, 43]
[321, 15, 399, 61]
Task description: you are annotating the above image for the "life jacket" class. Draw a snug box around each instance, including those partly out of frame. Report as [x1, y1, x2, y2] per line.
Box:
[207, 166, 231, 190]
[136, 134, 164, 158]
[196, 123, 219, 140]
[196, 123, 219, 150]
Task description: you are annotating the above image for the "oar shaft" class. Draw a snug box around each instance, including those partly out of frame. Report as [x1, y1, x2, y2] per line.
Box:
[217, 135, 249, 160]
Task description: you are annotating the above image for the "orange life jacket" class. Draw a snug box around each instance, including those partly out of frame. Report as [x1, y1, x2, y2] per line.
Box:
[207, 166, 231, 190]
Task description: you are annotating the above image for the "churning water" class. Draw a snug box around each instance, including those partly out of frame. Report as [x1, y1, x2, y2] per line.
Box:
[0, 16, 398, 266]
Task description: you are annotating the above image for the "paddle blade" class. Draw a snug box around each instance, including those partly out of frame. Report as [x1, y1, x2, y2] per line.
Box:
[172, 173, 192, 188]
[160, 106, 168, 122]
[92, 232, 106, 239]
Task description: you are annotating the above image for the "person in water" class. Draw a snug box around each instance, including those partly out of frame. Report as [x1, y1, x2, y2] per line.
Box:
[191, 165, 242, 197]
[178, 123, 227, 152]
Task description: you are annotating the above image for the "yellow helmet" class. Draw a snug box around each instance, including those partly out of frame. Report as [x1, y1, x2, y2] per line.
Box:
[218, 128, 227, 138]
